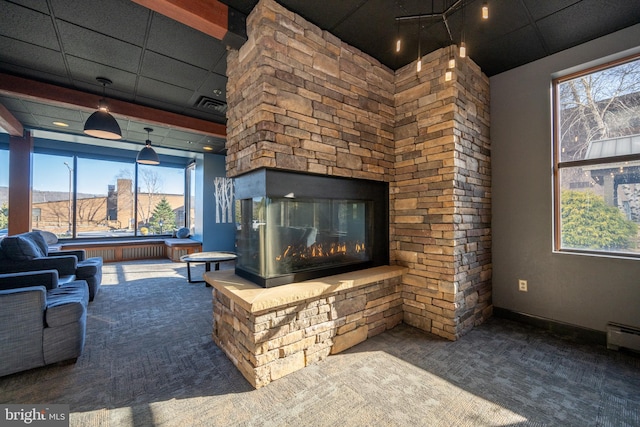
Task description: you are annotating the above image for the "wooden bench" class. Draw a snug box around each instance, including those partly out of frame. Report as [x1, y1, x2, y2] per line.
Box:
[55, 238, 202, 263]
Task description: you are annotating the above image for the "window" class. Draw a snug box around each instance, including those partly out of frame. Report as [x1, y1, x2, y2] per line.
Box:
[186, 162, 196, 235]
[32, 153, 75, 238]
[0, 147, 8, 235]
[76, 158, 134, 238]
[136, 164, 185, 236]
[554, 54, 640, 257]
[32, 150, 188, 239]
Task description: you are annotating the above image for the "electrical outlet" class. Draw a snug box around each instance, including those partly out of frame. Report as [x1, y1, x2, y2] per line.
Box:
[518, 279, 528, 292]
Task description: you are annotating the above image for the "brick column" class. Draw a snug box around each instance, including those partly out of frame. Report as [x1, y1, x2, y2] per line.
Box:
[393, 48, 492, 340]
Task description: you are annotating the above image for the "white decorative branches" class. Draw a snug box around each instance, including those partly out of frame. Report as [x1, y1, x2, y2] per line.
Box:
[214, 177, 234, 223]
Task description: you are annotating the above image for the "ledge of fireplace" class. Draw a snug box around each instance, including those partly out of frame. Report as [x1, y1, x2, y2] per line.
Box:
[206, 265, 405, 313]
[205, 265, 407, 388]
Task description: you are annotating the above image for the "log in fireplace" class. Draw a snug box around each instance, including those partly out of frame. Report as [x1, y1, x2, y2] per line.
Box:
[234, 169, 389, 287]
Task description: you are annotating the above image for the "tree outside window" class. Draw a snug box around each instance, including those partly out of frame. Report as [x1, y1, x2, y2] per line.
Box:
[555, 54, 640, 256]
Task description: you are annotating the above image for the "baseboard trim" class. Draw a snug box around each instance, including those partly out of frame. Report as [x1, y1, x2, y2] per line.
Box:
[493, 307, 606, 346]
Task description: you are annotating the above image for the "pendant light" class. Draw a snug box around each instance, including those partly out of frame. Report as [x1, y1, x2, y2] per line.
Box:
[84, 77, 122, 140]
[416, 17, 422, 73]
[136, 127, 160, 165]
[460, 0, 467, 58]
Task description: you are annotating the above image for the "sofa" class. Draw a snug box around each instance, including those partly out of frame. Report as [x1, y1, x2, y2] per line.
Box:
[0, 231, 102, 301]
[0, 270, 89, 377]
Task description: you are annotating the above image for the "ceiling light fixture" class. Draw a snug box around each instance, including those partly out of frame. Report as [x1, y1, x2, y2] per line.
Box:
[395, 0, 489, 77]
[83, 77, 122, 140]
[136, 127, 160, 165]
[460, 1, 466, 58]
[53, 121, 69, 127]
[416, 17, 422, 73]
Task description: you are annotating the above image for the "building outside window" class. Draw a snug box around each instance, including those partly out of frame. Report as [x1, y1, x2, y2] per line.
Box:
[554, 54, 640, 257]
[31, 152, 187, 239]
[31, 153, 75, 238]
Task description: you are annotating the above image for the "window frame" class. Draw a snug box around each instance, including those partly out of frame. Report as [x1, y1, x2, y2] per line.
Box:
[31, 145, 193, 240]
[552, 52, 640, 259]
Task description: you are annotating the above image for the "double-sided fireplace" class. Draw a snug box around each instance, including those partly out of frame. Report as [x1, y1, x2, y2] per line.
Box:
[235, 169, 389, 287]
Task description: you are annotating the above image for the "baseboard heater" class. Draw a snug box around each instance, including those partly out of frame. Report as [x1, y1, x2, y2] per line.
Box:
[606, 322, 640, 352]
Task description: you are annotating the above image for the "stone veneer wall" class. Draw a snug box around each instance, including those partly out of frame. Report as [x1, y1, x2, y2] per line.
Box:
[393, 49, 492, 340]
[225, 0, 492, 342]
[225, 0, 395, 180]
[213, 275, 403, 388]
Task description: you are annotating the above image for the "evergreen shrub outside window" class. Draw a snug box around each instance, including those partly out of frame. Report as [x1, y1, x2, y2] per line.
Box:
[554, 54, 640, 257]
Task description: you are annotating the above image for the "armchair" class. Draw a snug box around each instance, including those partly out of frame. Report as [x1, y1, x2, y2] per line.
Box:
[0, 232, 102, 301]
[0, 270, 89, 377]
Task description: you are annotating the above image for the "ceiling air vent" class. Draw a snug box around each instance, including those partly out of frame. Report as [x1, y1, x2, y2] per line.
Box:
[195, 96, 227, 114]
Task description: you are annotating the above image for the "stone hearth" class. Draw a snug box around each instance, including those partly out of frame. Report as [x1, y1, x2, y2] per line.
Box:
[206, 266, 405, 388]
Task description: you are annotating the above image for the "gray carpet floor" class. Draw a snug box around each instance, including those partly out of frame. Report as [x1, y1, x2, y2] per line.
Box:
[1, 260, 639, 426]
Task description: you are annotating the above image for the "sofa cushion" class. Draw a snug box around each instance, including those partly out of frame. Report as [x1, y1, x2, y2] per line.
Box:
[37, 230, 58, 246]
[1, 235, 44, 261]
[176, 227, 190, 238]
[46, 281, 88, 327]
[23, 231, 49, 256]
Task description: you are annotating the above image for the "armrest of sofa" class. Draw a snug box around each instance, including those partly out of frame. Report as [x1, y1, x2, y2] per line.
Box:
[0, 270, 60, 291]
[49, 249, 86, 262]
[75, 258, 101, 279]
[28, 255, 78, 276]
[0, 286, 47, 318]
[46, 281, 89, 327]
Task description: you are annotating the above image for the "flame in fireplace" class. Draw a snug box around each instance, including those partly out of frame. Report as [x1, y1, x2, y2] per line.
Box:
[276, 241, 366, 262]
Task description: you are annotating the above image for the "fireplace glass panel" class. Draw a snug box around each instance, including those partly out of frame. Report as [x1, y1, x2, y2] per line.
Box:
[237, 196, 372, 283]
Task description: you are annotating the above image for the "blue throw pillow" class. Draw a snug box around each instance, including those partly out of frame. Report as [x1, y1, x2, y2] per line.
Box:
[0, 235, 44, 261]
[24, 231, 48, 256]
[176, 227, 190, 239]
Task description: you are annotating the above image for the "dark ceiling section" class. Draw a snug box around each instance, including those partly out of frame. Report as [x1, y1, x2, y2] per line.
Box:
[0, 0, 228, 153]
[1, 0, 639, 154]
[224, 0, 640, 76]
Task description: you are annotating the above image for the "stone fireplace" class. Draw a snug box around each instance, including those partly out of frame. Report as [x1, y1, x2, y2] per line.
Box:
[209, 0, 492, 388]
[234, 169, 389, 287]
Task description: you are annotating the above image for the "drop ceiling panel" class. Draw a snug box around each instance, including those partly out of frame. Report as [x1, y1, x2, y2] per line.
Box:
[22, 100, 85, 122]
[0, 37, 67, 77]
[141, 51, 208, 91]
[0, 96, 29, 113]
[146, 13, 227, 70]
[50, 0, 149, 45]
[470, 25, 548, 77]
[279, 0, 367, 31]
[0, 2, 60, 50]
[536, 0, 640, 54]
[134, 78, 194, 110]
[8, 0, 50, 14]
[197, 73, 228, 99]
[56, 21, 143, 73]
[521, 0, 581, 21]
[66, 56, 138, 94]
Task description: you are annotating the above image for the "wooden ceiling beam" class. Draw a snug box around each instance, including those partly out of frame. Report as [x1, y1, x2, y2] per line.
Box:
[131, 0, 247, 49]
[0, 102, 24, 136]
[0, 73, 226, 138]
